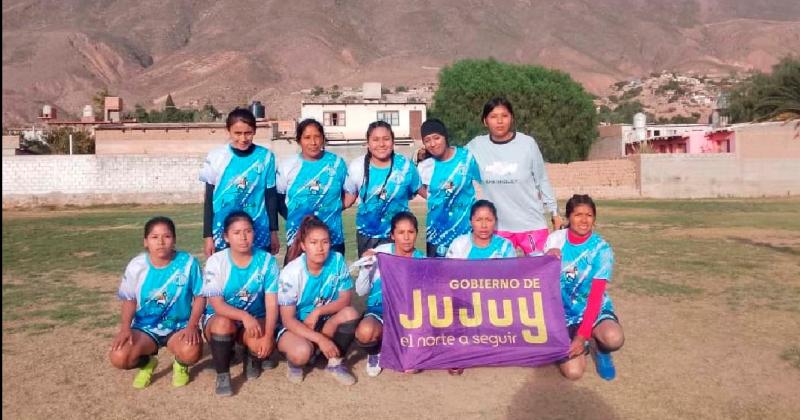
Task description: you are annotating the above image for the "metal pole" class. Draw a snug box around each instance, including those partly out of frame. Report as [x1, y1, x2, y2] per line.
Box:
[69, 134, 73, 155]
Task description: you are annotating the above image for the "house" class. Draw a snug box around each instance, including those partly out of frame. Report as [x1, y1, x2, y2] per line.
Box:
[300, 101, 426, 145]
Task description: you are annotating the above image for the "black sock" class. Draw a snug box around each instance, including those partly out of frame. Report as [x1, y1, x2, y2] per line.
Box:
[356, 339, 382, 356]
[133, 355, 150, 369]
[210, 334, 235, 374]
[332, 320, 358, 357]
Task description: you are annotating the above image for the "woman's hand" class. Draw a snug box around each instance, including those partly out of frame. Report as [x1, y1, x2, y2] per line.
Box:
[568, 335, 587, 359]
[362, 249, 377, 258]
[242, 314, 263, 338]
[111, 327, 133, 351]
[545, 248, 562, 259]
[552, 214, 564, 230]
[204, 237, 216, 258]
[317, 336, 340, 359]
[303, 309, 320, 330]
[270, 231, 280, 255]
[253, 335, 274, 359]
[176, 326, 202, 345]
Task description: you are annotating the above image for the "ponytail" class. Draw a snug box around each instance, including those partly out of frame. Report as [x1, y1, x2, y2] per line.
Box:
[286, 215, 331, 263]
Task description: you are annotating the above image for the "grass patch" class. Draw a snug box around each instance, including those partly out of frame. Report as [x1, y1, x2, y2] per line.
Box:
[780, 346, 800, 369]
[617, 275, 703, 297]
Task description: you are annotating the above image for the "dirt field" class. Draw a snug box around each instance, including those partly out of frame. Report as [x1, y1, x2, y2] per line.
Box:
[3, 199, 799, 419]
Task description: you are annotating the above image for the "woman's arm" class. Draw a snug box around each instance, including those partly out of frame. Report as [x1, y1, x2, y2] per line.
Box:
[111, 300, 137, 350]
[203, 183, 216, 257]
[209, 296, 262, 337]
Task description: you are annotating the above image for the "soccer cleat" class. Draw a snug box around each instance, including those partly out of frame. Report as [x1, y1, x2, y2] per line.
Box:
[261, 356, 277, 370]
[327, 363, 356, 386]
[172, 360, 191, 387]
[286, 363, 304, 384]
[244, 353, 262, 380]
[366, 353, 382, 377]
[132, 356, 158, 389]
[593, 350, 616, 381]
[215, 372, 233, 396]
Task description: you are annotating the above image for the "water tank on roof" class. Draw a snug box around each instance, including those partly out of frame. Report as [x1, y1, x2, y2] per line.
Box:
[250, 101, 266, 120]
[83, 105, 94, 118]
[42, 104, 52, 116]
[633, 112, 647, 142]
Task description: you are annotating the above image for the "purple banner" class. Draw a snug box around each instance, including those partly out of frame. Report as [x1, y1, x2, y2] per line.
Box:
[378, 254, 569, 371]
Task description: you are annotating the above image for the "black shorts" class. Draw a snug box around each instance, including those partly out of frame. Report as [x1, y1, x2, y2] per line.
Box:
[356, 233, 391, 257]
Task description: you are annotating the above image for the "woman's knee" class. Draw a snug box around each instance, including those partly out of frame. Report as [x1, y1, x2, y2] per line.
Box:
[356, 319, 381, 343]
[282, 339, 313, 365]
[109, 349, 132, 369]
[207, 316, 237, 335]
[173, 343, 203, 365]
[596, 324, 625, 351]
[559, 361, 585, 381]
[337, 306, 360, 322]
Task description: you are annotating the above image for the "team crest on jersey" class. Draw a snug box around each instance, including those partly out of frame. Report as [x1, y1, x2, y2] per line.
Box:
[152, 292, 168, 306]
[565, 265, 578, 281]
[236, 290, 250, 302]
[377, 187, 387, 201]
[308, 180, 321, 194]
[235, 176, 248, 191]
[442, 180, 455, 196]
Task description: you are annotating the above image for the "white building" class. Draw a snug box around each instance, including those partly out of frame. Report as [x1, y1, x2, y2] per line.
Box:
[300, 101, 427, 145]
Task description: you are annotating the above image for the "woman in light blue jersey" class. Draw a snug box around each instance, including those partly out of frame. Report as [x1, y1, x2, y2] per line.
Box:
[446, 200, 517, 260]
[416, 118, 482, 257]
[277, 215, 359, 386]
[200, 108, 280, 258]
[109, 217, 205, 389]
[354, 211, 425, 377]
[347, 121, 421, 257]
[544, 194, 624, 381]
[201, 211, 280, 396]
[278, 119, 356, 264]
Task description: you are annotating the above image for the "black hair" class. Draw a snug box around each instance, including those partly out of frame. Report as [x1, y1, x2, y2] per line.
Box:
[223, 210, 254, 234]
[390, 211, 418, 233]
[470, 199, 498, 220]
[481, 97, 515, 121]
[226, 108, 257, 131]
[565, 194, 597, 218]
[286, 215, 331, 263]
[362, 121, 396, 202]
[144, 216, 176, 238]
[296, 118, 326, 143]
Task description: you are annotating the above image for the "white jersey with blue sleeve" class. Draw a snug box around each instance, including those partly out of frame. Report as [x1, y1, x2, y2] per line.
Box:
[446, 234, 516, 259]
[201, 248, 279, 319]
[346, 153, 421, 238]
[198, 144, 277, 251]
[277, 252, 353, 321]
[118, 251, 203, 334]
[276, 152, 353, 245]
[418, 147, 481, 253]
[354, 243, 425, 317]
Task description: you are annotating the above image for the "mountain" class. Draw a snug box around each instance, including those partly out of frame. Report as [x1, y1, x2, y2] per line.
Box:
[3, 0, 800, 124]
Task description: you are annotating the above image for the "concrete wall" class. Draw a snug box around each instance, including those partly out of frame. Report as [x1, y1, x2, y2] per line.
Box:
[546, 159, 639, 199]
[638, 154, 800, 198]
[2, 135, 19, 156]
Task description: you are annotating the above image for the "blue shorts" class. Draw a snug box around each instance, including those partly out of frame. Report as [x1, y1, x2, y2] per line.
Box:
[133, 326, 176, 348]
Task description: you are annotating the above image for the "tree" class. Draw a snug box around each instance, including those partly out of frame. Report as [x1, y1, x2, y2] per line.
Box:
[728, 56, 800, 122]
[597, 100, 646, 124]
[41, 128, 95, 154]
[92, 87, 111, 120]
[430, 58, 597, 163]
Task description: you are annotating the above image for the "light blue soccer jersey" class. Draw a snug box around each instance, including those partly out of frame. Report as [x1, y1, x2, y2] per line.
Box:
[545, 230, 615, 327]
[446, 234, 516, 259]
[417, 147, 481, 253]
[277, 152, 352, 245]
[347, 154, 421, 238]
[118, 251, 203, 334]
[201, 248, 280, 319]
[198, 145, 277, 251]
[278, 252, 353, 321]
[356, 243, 425, 316]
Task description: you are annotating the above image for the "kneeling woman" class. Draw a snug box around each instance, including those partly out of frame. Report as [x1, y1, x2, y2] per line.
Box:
[109, 217, 205, 389]
[277, 215, 359, 385]
[354, 211, 425, 377]
[544, 194, 624, 381]
[201, 211, 280, 396]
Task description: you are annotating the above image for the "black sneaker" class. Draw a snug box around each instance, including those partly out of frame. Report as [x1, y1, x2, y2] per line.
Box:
[244, 353, 262, 380]
[215, 372, 233, 397]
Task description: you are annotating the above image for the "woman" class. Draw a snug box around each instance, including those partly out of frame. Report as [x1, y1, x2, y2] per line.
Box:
[109, 217, 204, 389]
[466, 97, 562, 255]
[199, 108, 280, 257]
[545, 194, 624, 381]
[354, 211, 425, 377]
[277, 119, 355, 263]
[277, 215, 359, 385]
[346, 121, 421, 257]
[446, 200, 517, 260]
[201, 211, 280, 396]
[416, 118, 482, 257]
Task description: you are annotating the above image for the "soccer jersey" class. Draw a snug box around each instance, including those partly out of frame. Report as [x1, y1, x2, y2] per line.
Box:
[118, 251, 203, 334]
[277, 152, 352, 245]
[201, 248, 280, 319]
[418, 147, 481, 253]
[346, 153, 421, 238]
[198, 144, 277, 251]
[355, 243, 425, 316]
[277, 252, 353, 321]
[446, 233, 516, 259]
[544, 229, 615, 327]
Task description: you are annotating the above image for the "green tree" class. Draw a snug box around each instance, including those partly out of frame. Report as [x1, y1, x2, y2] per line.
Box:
[42, 128, 95, 154]
[92, 87, 111, 120]
[430, 58, 597, 163]
[597, 100, 646, 124]
[728, 56, 800, 122]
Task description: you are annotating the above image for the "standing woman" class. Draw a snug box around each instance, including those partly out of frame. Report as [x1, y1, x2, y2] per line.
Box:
[466, 97, 562, 255]
[201, 211, 280, 396]
[277, 119, 356, 263]
[545, 194, 624, 381]
[416, 118, 482, 257]
[199, 108, 280, 257]
[354, 211, 425, 377]
[277, 215, 359, 385]
[347, 121, 421, 257]
[109, 217, 205, 389]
